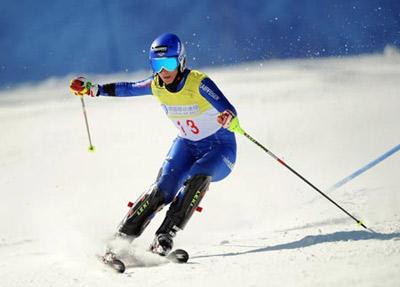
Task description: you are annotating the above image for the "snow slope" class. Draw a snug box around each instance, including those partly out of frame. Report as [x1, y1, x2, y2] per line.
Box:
[0, 51, 399, 286]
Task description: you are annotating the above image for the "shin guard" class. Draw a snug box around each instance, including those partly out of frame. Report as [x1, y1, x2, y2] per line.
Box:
[156, 175, 211, 236]
[119, 184, 165, 237]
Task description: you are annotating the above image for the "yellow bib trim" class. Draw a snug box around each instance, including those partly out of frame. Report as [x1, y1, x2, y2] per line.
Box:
[151, 70, 210, 119]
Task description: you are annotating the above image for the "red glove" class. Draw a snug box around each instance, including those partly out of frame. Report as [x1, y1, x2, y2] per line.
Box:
[70, 77, 97, 96]
[217, 110, 235, 128]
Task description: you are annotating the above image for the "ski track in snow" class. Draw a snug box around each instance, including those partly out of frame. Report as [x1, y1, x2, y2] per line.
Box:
[0, 52, 400, 286]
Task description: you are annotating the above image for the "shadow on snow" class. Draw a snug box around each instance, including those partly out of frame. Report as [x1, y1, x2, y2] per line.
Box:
[192, 230, 400, 259]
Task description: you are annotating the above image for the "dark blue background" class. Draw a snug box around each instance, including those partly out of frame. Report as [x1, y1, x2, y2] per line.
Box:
[1, 0, 399, 89]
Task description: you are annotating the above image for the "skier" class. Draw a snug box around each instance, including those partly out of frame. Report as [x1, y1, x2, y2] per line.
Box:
[70, 33, 243, 259]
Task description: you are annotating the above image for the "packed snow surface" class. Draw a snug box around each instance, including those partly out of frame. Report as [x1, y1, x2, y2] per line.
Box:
[1, 52, 399, 286]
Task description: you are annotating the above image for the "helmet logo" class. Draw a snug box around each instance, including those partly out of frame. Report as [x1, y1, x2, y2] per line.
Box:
[153, 46, 168, 57]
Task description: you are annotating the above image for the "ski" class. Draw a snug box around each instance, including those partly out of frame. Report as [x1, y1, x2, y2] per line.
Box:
[105, 258, 126, 273]
[101, 249, 189, 273]
[101, 252, 127, 273]
[168, 249, 190, 263]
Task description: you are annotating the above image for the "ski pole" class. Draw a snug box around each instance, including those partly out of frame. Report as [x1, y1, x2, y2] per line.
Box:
[80, 96, 96, 152]
[229, 119, 368, 230]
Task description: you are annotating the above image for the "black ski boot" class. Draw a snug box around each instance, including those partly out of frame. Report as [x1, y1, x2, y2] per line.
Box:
[150, 233, 174, 256]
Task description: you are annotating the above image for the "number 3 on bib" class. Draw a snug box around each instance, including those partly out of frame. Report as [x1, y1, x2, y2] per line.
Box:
[177, 120, 200, 135]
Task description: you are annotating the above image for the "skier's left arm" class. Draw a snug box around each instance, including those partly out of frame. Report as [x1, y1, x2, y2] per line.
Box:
[199, 77, 236, 114]
[199, 77, 244, 134]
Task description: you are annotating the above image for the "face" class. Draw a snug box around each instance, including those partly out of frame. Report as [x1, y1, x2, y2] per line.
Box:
[158, 68, 178, 85]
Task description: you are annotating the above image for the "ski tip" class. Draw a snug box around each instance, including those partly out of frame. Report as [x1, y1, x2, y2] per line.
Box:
[169, 249, 189, 264]
[111, 259, 126, 273]
[101, 254, 126, 273]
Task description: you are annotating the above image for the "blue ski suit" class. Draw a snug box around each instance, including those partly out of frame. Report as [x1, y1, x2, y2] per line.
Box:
[98, 69, 237, 203]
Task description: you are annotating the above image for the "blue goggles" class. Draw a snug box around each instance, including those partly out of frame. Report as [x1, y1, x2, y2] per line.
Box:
[151, 57, 179, 73]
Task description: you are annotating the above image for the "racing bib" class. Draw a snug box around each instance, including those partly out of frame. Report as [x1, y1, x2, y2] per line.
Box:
[151, 70, 221, 141]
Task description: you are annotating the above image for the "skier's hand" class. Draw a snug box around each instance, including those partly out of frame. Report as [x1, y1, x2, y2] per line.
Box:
[217, 110, 235, 128]
[70, 77, 98, 97]
[217, 110, 245, 135]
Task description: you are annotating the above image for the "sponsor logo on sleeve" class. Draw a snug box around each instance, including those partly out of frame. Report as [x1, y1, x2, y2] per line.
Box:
[200, 83, 220, 101]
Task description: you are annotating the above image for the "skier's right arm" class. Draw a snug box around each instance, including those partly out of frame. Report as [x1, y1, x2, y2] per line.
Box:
[70, 76, 154, 97]
[98, 77, 153, 97]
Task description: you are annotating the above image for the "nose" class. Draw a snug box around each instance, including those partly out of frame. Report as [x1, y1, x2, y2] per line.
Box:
[159, 69, 168, 75]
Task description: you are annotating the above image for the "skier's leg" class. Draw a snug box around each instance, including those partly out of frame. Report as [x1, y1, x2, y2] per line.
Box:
[158, 175, 211, 233]
[118, 137, 195, 238]
[118, 184, 165, 237]
[151, 174, 211, 255]
[188, 145, 236, 182]
[105, 183, 165, 258]
[151, 146, 235, 255]
[105, 138, 194, 260]
[156, 137, 195, 203]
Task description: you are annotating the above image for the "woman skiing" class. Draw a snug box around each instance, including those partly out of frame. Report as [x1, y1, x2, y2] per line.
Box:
[70, 33, 243, 259]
